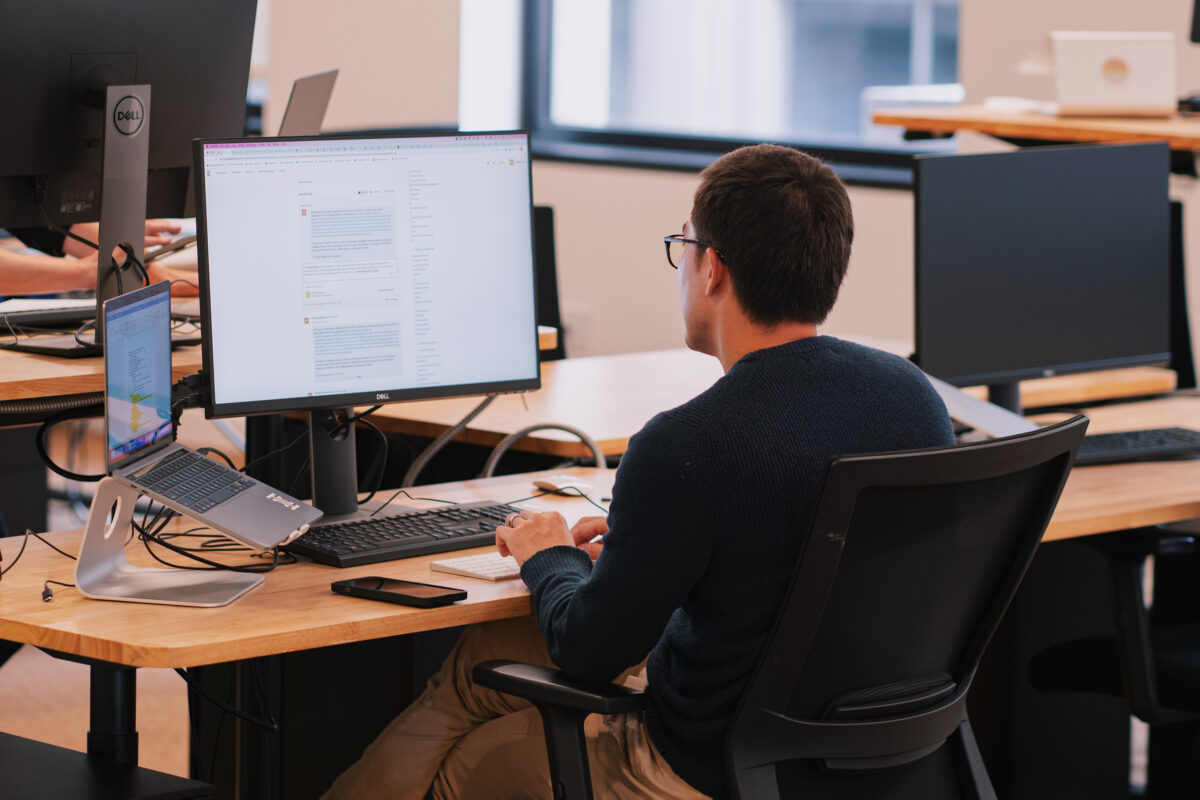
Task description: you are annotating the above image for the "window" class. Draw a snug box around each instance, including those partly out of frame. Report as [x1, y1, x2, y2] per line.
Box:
[503, 0, 962, 182]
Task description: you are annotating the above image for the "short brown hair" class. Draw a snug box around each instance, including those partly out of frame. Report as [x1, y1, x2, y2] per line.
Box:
[691, 144, 853, 326]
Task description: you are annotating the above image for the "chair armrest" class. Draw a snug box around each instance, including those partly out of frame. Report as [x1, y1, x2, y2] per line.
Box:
[473, 660, 646, 715]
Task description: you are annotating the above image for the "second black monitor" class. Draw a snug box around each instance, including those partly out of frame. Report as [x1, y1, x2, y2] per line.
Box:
[915, 142, 1170, 411]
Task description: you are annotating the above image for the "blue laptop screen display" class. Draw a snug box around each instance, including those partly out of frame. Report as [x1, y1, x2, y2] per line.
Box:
[105, 289, 173, 464]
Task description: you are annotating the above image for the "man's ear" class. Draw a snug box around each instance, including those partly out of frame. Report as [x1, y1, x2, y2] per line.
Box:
[702, 247, 727, 298]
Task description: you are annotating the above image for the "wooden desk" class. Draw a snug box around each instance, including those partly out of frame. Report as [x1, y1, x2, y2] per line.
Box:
[4, 396, 1200, 792]
[0, 467, 607, 669]
[872, 105, 1200, 150]
[0, 327, 558, 405]
[368, 346, 1176, 459]
[4, 393, 1199, 668]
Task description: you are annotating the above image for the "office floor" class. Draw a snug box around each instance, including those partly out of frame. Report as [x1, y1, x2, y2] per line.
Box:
[0, 496, 190, 779]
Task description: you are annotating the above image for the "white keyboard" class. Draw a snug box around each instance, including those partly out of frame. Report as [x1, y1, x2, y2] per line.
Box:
[431, 552, 522, 582]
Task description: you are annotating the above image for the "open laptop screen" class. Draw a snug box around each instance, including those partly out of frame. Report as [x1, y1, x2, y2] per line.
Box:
[104, 282, 174, 467]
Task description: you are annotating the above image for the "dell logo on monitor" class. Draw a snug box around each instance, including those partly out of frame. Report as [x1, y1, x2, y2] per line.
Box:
[376, 392, 390, 400]
[113, 96, 145, 136]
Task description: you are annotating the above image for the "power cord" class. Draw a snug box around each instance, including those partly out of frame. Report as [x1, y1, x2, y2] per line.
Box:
[479, 423, 606, 477]
[401, 395, 497, 487]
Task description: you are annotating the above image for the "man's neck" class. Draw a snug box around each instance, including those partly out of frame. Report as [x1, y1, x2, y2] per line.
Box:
[712, 319, 819, 372]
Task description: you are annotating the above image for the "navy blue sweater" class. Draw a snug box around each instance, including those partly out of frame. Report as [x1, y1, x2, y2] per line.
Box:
[520, 337, 955, 797]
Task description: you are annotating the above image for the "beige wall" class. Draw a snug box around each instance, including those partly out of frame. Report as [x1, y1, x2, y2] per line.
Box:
[265, 1, 1200, 360]
[265, 0, 459, 135]
[264, 0, 916, 357]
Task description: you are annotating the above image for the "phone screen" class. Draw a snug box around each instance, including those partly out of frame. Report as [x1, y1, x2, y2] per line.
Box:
[345, 577, 460, 598]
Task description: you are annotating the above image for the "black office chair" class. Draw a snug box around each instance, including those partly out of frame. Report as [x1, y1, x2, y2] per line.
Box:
[475, 415, 1088, 800]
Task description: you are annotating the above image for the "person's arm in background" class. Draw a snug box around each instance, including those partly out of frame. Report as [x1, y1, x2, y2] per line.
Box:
[0, 220, 197, 295]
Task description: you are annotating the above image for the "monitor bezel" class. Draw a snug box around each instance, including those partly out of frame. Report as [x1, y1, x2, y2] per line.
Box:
[193, 129, 542, 420]
[913, 141, 1172, 389]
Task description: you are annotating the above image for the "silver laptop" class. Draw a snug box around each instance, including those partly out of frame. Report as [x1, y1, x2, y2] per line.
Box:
[103, 281, 321, 549]
[277, 69, 338, 136]
[1052, 31, 1176, 117]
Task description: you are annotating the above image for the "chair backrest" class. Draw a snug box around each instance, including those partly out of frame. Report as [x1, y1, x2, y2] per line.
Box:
[727, 415, 1088, 800]
[533, 205, 566, 361]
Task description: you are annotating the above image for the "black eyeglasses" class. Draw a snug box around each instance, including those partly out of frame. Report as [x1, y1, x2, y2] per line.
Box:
[663, 234, 723, 269]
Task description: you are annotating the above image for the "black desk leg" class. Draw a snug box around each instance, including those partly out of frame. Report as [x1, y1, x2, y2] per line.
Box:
[88, 663, 138, 766]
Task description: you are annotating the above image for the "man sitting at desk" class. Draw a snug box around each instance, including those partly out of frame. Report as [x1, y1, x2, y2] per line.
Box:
[325, 144, 955, 799]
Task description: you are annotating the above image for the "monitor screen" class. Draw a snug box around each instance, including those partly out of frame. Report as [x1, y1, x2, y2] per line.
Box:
[195, 131, 540, 418]
[915, 142, 1170, 392]
[104, 282, 173, 467]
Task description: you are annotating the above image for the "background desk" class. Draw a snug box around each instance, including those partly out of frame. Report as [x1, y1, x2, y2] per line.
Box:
[872, 105, 1200, 151]
[367, 345, 1175, 459]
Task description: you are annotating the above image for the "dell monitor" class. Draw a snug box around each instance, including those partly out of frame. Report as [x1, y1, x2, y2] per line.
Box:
[194, 130, 540, 517]
[0, 0, 257, 347]
[914, 142, 1170, 414]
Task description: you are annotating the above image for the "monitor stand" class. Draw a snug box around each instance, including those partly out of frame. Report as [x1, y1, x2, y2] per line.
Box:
[6, 84, 150, 359]
[75, 478, 262, 607]
[986, 382, 1022, 416]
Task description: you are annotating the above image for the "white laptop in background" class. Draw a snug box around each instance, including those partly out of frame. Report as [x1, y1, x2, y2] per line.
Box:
[1052, 31, 1176, 117]
[277, 69, 338, 136]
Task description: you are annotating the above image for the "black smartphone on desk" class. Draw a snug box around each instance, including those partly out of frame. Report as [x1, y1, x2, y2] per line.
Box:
[331, 577, 467, 608]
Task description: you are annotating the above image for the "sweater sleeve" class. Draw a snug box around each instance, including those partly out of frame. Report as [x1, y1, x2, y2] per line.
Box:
[520, 412, 712, 682]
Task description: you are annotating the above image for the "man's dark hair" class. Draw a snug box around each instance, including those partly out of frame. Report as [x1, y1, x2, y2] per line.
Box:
[691, 144, 853, 326]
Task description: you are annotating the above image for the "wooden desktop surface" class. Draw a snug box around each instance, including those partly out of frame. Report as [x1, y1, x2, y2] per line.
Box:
[3, 394, 1200, 670]
[0, 327, 558, 404]
[366, 345, 1175, 459]
[872, 105, 1200, 149]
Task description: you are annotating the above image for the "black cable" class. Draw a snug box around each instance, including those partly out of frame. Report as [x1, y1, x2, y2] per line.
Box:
[36, 405, 106, 481]
[42, 579, 75, 602]
[240, 429, 309, 474]
[72, 318, 97, 350]
[196, 446, 237, 469]
[369, 488, 461, 517]
[137, 528, 283, 573]
[499, 488, 609, 513]
[174, 667, 280, 734]
[0, 530, 32, 580]
[288, 457, 311, 499]
[39, 206, 99, 252]
[31, 532, 77, 561]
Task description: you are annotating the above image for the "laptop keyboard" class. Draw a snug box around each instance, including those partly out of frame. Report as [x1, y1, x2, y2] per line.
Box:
[286, 501, 518, 567]
[137, 450, 255, 513]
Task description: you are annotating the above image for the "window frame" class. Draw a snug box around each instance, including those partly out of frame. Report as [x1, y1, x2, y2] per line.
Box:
[518, 0, 956, 186]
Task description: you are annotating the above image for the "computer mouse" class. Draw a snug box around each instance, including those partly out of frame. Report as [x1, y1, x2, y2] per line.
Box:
[532, 474, 595, 495]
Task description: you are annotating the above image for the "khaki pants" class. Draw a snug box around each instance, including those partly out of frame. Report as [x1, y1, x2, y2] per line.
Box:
[323, 616, 709, 799]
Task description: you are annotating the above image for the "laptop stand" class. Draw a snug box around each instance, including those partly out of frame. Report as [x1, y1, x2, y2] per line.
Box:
[75, 478, 263, 607]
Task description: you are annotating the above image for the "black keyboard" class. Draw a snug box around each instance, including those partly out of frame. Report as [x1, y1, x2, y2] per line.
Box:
[138, 449, 254, 513]
[1074, 427, 1200, 467]
[285, 501, 518, 567]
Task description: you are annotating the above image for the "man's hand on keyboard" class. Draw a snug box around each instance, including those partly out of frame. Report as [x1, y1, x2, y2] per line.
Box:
[496, 509, 573, 565]
[571, 516, 609, 560]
